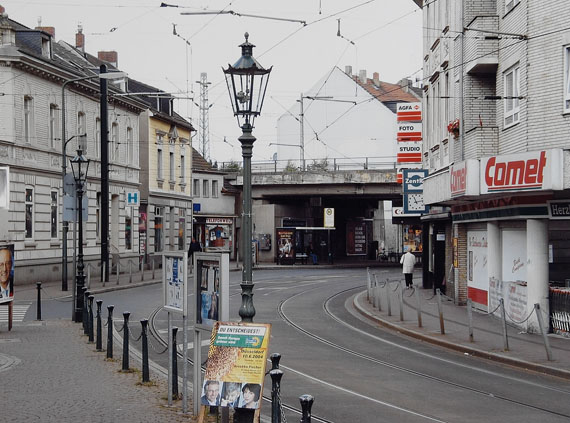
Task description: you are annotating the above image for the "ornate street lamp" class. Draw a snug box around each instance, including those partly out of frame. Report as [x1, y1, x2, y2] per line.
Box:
[223, 33, 271, 322]
[70, 147, 90, 323]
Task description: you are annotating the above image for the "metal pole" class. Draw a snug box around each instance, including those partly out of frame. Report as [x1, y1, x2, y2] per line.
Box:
[172, 326, 179, 399]
[96, 299, 103, 351]
[168, 312, 172, 406]
[238, 123, 256, 322]
[100, 64, 110, 283]
[87, 295, 94, 342]
[141, 319, 150, 382]
[74, 170, 86, 323]
[36, 282, 42, 321]
[192, 328, 201, 415]
[106, 305, 114, 359]
[182, 315, 188, 413]
[374, 274, 381, 311]
[299, 394, 314, 423]
[534, 303, 553, 361]
[436, 288, 445, 335]
[270, 369, 284, 423]
[398, 281, 404, 321]
[386, 280, 392, 317]
[415, 286, 422, 327]
[122, 311, 130, 371]
[82, 289, 90, 334]
[467, 298, 474, 342]
[299, 93, 305, 171]
[500, 298, 509, 351]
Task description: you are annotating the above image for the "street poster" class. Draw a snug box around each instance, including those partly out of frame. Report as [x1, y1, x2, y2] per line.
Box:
[201, 322, 271, 410]
[193, 252, 229, 330]
[346, 220, 367, 256]
[276, 227, 295, 264]
[467, 231, 488, 308]
[163, 252, 188, 316]
[0, 244, 14, 304]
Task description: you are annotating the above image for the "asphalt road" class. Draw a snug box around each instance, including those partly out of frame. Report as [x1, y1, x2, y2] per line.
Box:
[38, 267, 570, 422]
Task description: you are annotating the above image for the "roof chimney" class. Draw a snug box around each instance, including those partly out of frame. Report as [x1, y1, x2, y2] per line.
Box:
[36, 26, 55, 37]
[98, 51, 118, 68]
[358, 69, 367, 84]
[372, 72, 380, 86]
[398, 78, 413, 92]
[76, 24, 85, 52]
[0, 6, 5, 15]
[345, 65, 352, 76]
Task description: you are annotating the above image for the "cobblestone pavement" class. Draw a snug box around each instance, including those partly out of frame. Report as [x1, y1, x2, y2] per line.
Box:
[0, 320, 198, 423]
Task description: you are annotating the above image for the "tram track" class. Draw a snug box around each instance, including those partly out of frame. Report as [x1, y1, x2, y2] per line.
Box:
[276, 284, 570, 420]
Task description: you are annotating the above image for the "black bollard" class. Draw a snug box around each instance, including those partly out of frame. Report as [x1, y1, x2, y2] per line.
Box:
[106, 305, 114, 359]
[36, 282, 42, 321]
[96, 300, 103, 351]
[141, 319, 150, 383]
[88, 295, 95, 343]
[82, 288, 90, 334]
[122, 312, 130, 371]
[270, 369, 284, 423]
[172, 326, 179, 399]
[270, 352, 281, 370]
[299, 395, 314, 423]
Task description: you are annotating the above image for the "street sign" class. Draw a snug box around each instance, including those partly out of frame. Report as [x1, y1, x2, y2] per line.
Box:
[324, 207, 334, 228]
[63, 173, 76, 197]
[63, 194, 88, 222]
[126, 191, 139, 206]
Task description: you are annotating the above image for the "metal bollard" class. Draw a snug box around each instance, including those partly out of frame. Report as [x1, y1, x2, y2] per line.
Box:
[385, 281, 392, 317]
[436, 289, 445, 335]
[107, 305, 114, 359]
[366, 268, 371, 301]
[36, 282, 42, 321]
[270, 369, 284, 423]
[96, 300, 103, 351]
[500, 298, 509, 351]
[467, 298, 474, 342]
[534, 303, 553, 361]
[270, 352, 281, 370]
[88, 295, 95, 342]
[299, 394, 314, 423]
[415, 286, 422, 328]
[116, 261, 120, 285]
[140, 259, 145, 282]
[398, 282, 404, 321]
[129, 261, 133, 284]
[102, 261, 106, 287]
[82, 288, 90, 334]
[152, 259, 156, 279]
[172, 326, 179, 398]
[141, 319, 150, 382]
[122, 312, 130, 371]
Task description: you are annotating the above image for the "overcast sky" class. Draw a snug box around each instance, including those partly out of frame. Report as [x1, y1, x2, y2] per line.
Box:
[2, 0, 423, 163]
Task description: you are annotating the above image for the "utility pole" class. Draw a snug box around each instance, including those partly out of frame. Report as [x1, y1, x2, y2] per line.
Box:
[299, 93, 305, 171]
[196, 72, 211, 161]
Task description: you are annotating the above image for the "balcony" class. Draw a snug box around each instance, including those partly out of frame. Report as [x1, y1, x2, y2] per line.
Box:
[464, 16, 499, 75]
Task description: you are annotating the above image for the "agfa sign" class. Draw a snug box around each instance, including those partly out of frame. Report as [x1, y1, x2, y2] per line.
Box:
[480, 149, 563, 194]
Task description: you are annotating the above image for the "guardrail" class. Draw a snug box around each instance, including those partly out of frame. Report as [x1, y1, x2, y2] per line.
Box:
[85, 254, 163, 288]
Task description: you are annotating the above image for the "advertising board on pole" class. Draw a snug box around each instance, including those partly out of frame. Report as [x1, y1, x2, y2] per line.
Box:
[162, 252, 188, 316]
[0, 244, 15, 304]
[193, 252, 229, 331]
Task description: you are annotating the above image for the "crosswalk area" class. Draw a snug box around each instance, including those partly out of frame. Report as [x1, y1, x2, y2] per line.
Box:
[0, 303, 31, 323]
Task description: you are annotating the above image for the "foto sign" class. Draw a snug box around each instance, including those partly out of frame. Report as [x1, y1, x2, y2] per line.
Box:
[163, 252, 188, 316]
[397, 122, 422, 141]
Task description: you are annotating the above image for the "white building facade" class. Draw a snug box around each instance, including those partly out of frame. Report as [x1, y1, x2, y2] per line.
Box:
[416, 0, 570, 333]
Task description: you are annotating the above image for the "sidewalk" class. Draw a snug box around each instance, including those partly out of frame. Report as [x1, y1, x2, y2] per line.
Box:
[354, 272, 570, 380]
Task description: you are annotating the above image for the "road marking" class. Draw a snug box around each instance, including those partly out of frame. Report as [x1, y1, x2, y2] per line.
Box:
[0, 304, 31, 323]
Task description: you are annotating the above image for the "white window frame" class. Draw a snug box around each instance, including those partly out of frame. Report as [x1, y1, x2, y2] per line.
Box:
[212, 180, 219, 198]
[203, 180, 210, 198]
[24, 96, 33, 143]
[193, 179, 200, 197]
[180, 150, 186, 184]
[564, 46, 570, 112]
[25, 186, 34, 239]
[169, 151, 175, 182]
[504, 65, 520, 128]
[126, 127, 134, 164]
[157, 147, 163, 180]
[95, 118, 101, 159]
[49, 104, 59, 149]
[50, 190, 58, 239]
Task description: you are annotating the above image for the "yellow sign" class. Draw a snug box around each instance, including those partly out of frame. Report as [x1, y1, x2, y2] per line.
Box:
[202, 322, 271, 409]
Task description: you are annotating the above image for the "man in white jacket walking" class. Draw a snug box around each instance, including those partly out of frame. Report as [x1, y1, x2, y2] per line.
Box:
[400, 248, 416, 288]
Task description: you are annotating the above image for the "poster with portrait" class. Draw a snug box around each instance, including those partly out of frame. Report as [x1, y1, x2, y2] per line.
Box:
[276, 228, 295, 264]
[203, 322, 271, 410]
[0, 244, 14, 304]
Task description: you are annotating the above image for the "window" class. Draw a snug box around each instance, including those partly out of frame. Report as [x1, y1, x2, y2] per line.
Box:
[212, 180, 219, 198]
[203, 180, 209, 198]
[96, 192, 101, 241]
[180, 152, 186, 183]
[193, 179, 200, 197]
[49, 104, 59, 149]
[564, 46, 570, 112]
[25, 187, 33, 239]
[169, 151, 175, 182]
[505, 0, 520, 13]
[95, 118, 101, 158]
[50, 190, 58, 239]
[125, 208, 132, 251]
[157, 148, 163, 179]
[110, 122, 118, 161]
[155, 207, 163, 252]
[126, 127, 134, 164]
[77, 112, 86, 138]
[178, 209, 185, 250]
[24, 96, 33, 143]
[504, 65, 520, 127]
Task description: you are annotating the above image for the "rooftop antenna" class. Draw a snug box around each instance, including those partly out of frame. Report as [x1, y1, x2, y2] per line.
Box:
[196, 72, 211, 161]
[337, 19, 355, 45]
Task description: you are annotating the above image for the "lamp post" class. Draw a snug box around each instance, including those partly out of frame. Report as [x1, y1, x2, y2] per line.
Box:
[70, 149, 90, 322]
[223, 33, 271, 323]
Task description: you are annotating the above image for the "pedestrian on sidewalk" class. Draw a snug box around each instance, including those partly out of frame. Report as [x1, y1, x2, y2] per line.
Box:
[400, 248, 416, 288]
[188, 237, 202, 260]
[307, 242, 318, 265]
